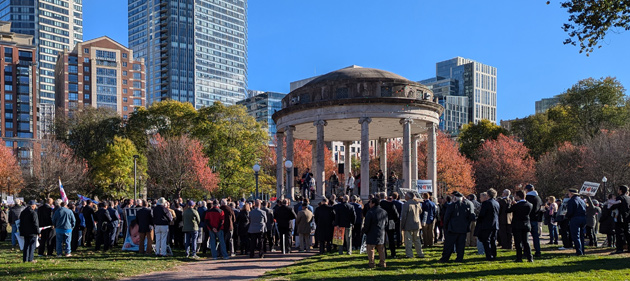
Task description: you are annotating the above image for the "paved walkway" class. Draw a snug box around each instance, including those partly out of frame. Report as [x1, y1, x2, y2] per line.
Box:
[125, 252, 316, 281]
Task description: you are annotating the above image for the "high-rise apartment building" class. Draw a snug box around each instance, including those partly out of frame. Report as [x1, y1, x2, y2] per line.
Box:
[0, 0, 83, 136]
[55, 36, 145, 119]
[128, 0, 247, 109]
[420, 57, 497, 134]
[0, 21, 37, 166]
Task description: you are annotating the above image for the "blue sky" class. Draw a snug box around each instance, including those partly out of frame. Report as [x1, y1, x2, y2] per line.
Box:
[84, 0, 630, 122]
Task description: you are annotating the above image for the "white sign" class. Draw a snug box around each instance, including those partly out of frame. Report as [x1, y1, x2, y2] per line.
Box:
[6, 196, 14, 205]
[580, 181, 600, 196]
[416, 180, 433, 193]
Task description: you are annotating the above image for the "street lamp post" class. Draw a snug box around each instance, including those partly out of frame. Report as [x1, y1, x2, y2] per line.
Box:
[253, 164, 261, 200]
[133, 155, 139, 202]
[602, 176, 608, 199]
[285, 160, 293, 200]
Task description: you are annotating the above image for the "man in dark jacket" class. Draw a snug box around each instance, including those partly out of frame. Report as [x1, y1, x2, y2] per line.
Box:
[135, 200, 154, 254]
[525, 184, 543, 257]
[349, 195, 363, 250]
[274, 199, 297, 254]
[107, 201, 120, 248]
[391, 192, 403, 248]
[314, 198, 335, 253]
[379, 192, 399, 258]
[498, 189, 513, 249]
[8, 199, 25, 248]
[19, 200, 40, 262]
[508, 190, 534, 262]
[363, 198, 388, 268]
[220, 199, 237, 256]
[333, 195, 356, 255]
[476, 189, 500, 261]
[439, 191, 475, 263]
[566, 188, 587, 255]
[37, 198, 55, 256]
[260, 201, 274, 253]
[82, 200, 96, 247]
[611, 185, 630, 254]
[95, 202, 112, 251]
[68, 203, 82, 252]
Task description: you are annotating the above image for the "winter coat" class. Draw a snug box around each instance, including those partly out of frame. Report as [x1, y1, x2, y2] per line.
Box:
[296, 209, 314, 235]
[314, 204, 335, 241]
[400, 199, 422, 231]
[182, 208, 200, 232]
[248, 207, 267, 234]
[19, 207, 39, 236]
[363, 205, 388, 245]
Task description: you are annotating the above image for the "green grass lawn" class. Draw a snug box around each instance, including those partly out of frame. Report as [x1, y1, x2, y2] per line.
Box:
[260, 244, 630, 281]
[0, 240, 186, 281]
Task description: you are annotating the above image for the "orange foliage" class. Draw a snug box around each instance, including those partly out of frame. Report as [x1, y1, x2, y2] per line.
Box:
[418, 132, 476, 196]
[0, 145, 23, 195]
[474, 134, 536, 192]
[263, 138, 336, 180]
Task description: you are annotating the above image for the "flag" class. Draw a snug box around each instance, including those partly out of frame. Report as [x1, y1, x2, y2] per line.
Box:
[59, 178, 68, 204]
[77, 194, 98, 204]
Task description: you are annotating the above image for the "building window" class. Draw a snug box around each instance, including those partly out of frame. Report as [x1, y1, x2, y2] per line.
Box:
[133, 81, 141, 88]
[69, 93, 78, 100]
[123, 89, 127, 94]
[84, 85, 90, 90]
[84, 66, 89, 72]
[122, 62, 127, 67]
[84, 75, 90, 81]
[133, 64, 141, 71]
[123, 71, 127, 76]
[123, 106, 128, 111]
[123, 97, 128, 102]
[84, 57, 89, 63]
[84, 94, 90, 100]
[133, 90, 141, 97]
[122, 53, 127, 58]
[123, 80, 127, 85]
[4, 85, 12, 91]
[84, 48, 89, 54]
[133, 72, 141, 79]
[133, 99, 141, 106]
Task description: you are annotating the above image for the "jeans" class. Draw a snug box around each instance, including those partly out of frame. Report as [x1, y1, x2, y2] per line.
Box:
[55, 229, 72, 256]
[185, 231, 199, 256]
[11, 224, 18, 247]
[570, 217, 586, 255]
[530, 221, 541, 254]
[23, 235, 37, 262]
[548, 224, 559, 243]
[154, 225, 169, 256]
[209, 230, 228, 259]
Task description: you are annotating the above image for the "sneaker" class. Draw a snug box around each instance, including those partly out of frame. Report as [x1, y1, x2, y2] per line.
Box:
[192, 255, 200, 259]
[558, 247, 570, 250]
[64, 254, 72, 257]
[222, 256, 230, 260]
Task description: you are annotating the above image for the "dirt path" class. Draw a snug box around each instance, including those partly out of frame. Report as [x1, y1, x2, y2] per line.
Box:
[124, 252, 316, 281]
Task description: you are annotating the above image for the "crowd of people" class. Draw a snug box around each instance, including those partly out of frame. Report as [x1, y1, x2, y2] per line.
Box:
[2, 182, 629, 268]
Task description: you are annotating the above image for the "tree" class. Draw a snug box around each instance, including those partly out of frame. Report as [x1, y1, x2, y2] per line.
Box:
[536, 142, 588, 198]
[193, 102, 268, 198]
[125, 100, 198, 154]
[418, 132, 476, 196]
[55, 107, 123, 163]
[0, 146, 23, 195]
[458, 119, 509, 160]
[510, 106, 576, 159]
[147, 135, 218, 199]
[582, 129, 630, 198]
[91, 136, 146, 199]
[556, 0, 630, 55]
[22, 139, 87, 199]
[474, 134, 536, 193]
[558, 77, 629, 141]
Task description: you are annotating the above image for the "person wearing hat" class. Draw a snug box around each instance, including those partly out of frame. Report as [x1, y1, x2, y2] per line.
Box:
[566, 188, 587, 255]
[439, 191, 476, 263]
[610, 185, 630, 255]
[19, 200, 40, 262]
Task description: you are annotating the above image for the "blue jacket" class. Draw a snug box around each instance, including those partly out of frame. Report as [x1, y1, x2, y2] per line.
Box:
[52, 207, 76, 231]
[421, 200, 436, 224]
[566, 195, 587, 220]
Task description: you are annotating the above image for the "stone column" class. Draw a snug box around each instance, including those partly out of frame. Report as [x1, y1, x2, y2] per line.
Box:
[400, 118, 413, 190]
[285, 126, 295, 200]
[427, 122, 438, 195]
[359, 117, 372, 198]
[379, 138, 388, 189]
[343, 141, 352, 186]
[314, 120, 327, 198]
[275, 132, 284, 199]
[411, 134, 420, 186]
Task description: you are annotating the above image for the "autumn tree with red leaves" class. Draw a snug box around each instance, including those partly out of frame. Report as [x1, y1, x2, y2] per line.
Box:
[0, 145, 23, 196]
[418, 132, 476, 196]
[474, 134, 536, 193]
[536, 142, 588, 198]
[147, 134, 219, 198]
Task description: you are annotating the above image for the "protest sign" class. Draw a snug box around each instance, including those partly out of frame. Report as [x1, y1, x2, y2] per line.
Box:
[580, 181, 600, 196]
[416, 180, 433, 193]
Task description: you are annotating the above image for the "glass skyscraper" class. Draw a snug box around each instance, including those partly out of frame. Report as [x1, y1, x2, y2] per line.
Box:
[0, 0, 83, 105]
[236, 91, 285, 142]
[421, 57, 497, 134]
[128, 0, 247, 108]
